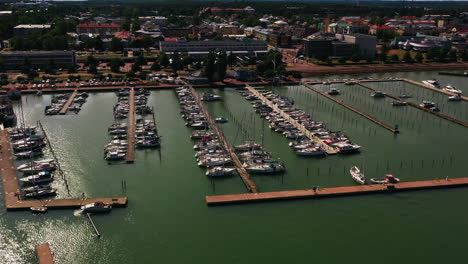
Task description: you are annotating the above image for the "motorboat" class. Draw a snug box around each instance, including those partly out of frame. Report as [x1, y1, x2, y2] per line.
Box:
[81, 202, 112, 213]
[443, 85, 462, 94]
[244, 161, 285, 174]
[22, 184, 52, 193]
[215, 117, 229, 123]
[371, 91, 386, 98]
[336, 143, 361, 154]
[295, 147, 326, 156]
[30, 206, 48, 213]
[19, 171, 54, 184]
[350, 166, 365, 185]
[448, 95, 462, 101]
[201, 93, 222, 101]
[422, 79, 440, 88]
[391, 100, 407, 106]
[420, 101, 440, 112]
[327, 87, 341, 95]
[370, 174, 400, 184]
[198, 157, 232, 167]
[206, 167, 236, 177]
[15, 150, 43, 159]
[105, 151, 126, 161]
[234, 142, 262, 152]
[24, 188, 56, 198]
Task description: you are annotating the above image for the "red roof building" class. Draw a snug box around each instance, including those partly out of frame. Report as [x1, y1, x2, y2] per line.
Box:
[77, 23, 122, 36]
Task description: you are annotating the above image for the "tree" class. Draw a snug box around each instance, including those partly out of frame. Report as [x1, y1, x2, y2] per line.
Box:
[415, 52, 424, 63]
[126, 71, 136, 78]
[324, 58, 333, 65]
[150, 61, 161, 71]
[45, 58, 56, 74]
[67, 64, 77, 74]
[135, 55, 147, 66]
[85, 56, 98, 67]
[109, 58, 125, 73]
[403, 51, 412, 62]
[448, 49, 457, 62]
[110, 37, 123, 52]
[138, 71, 148, 80]
[21, 58, 31, 74]
[27, 70, 39, 80]
[159, 52, 170, 67]
[215, 52, 227, 81]
[131, 63, 141, 72]
[379, 51, 388, 62]
[350, 53, 361, 63]
[182, 55, 194, 69]
[338, 57, 346, 64]
[170, 52, 183, 73]
[426, 48, 438, 62]
[204, 51, 216, 82]
[390, 54, 399, 62]
[227, 52, 237, 68]
[88, 64, 98, 74]
[461, 50, 468, 62]
[95, 35, 104, 51]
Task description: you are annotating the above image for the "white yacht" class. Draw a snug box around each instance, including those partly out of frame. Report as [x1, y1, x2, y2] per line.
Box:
[422, 79, 440, 88]
[350, 166, 365, 185]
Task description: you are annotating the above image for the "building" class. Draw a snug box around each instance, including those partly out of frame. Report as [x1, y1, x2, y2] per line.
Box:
[269, 32, 291, 48]
[160, 27, 192, 38]
[234, 69, 258, 82]
[335, 33, 377, 59]
[302, 39, 333, 59]
[160, 39, 268, 58]
[0, 51, 75, 70]
[76, 23, 122, 36]
[13, 24, 51, 36]
[138, 16, 168, 26]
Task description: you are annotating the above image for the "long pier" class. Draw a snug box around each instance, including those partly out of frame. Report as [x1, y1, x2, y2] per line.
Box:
[126, 88, 135, 163]
[36, 243, 55, 264]
[189, 86, 258, 193]
[357, 82, 468, 128]
[58, 89, 78, 115]
[245, 85, 338, 154]
[303, 83, 399, 133]
[402, 78, 468, 102]
[206, 177, 468, 205]
[0, 129, 128, 211]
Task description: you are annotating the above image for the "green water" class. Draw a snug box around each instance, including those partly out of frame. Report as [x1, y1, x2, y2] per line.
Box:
[1, 71, 467, 264]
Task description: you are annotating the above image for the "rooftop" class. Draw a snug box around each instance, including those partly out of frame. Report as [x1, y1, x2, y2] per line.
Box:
[14, 24, 51, 29]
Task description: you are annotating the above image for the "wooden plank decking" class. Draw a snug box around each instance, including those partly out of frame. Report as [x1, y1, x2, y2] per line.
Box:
[58, 90, 78, 115]
[303, 83, 399, 133]
[0, 129, 128, 211]
[189, 86, 258, 193]
[206, 177, 468, 205]
[126, 88, 135, 163]
[36, 243, 55, 264]
[245, 85, 338, 154]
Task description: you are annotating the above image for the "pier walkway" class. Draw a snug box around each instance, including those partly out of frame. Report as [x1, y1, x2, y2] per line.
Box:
[303, 84, 399, 133]
[0, 129, 128, 211]
[126, 88, 135, 163]
[245, 85, 338, 154]
[189, 86, 258, 193]
[402, 79, 468, 102]
[206, 177, 468, 205]
[357, 83, 468, 128]
[36, 243, 54, 264]
[58, 90, 78, 115]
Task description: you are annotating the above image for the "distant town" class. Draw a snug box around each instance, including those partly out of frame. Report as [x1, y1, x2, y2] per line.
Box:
[0, 0, 466, 86]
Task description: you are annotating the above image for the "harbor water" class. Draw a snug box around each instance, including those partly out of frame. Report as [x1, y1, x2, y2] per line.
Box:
[1, 71, 467, 263]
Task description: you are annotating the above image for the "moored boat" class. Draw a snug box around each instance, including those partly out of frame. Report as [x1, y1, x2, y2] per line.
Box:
[350, 166, 365, 185]
[370, 174, 400, 184]
[81, 202, 112, 213]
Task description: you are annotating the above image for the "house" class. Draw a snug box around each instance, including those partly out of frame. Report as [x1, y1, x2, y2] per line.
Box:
[76, 23, 122, 36]
[13, 24, 51, 36]
[369, 25, 395, 35]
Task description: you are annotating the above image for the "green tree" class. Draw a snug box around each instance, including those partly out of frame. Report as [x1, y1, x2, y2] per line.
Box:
[338, 57, 346, 64]
[227, 52, 237, 68]
[403, 51, 412, 62]
[415, 52, 424, 63]
[159, 52, 170, 68]
[350, 53, 361, 63]
[204, 51, 216, 81]
[95, 36, 104, 51]
[21, 58, 31, 74]
[448, 49, 457, 62]
[390, 54, 399, 62]
[88, 64, 98, 74]
[131, 63, 141, 72]
[109, 58, 125, 73]
[150, 61, 161, 71]
[215, 52, 227, 81]
[379, 51, 388, 62]
[67, 64, 77, 74]
[461, 50, 468, 62]
[135, 55, 147, 66]
[110, 37, 123, 52]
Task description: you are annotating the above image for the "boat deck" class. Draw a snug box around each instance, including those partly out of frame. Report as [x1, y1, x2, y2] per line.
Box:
[58, 89, 78, 115]
[189, 86, 258, 193]
[245, 85, 338, 154]
[126, 88, 135, 163]
[303, 83, 399, 133]
[0, 129, 128, 211]
[36, 243, 55, 264]
[206, 177, 468, 205]
[357, 83, 468, 128]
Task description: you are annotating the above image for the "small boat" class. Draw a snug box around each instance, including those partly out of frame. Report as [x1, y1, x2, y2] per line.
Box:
[336, 143, 361, 154]
[420, 101, 440, 111]
[391, 100, 407, 106]
[81, 202, 112, 213]
[15, 150, 43, 159]
[295, 147, 326, 156]
[206, 167, 236, 177]
[17, 162, 56, 174]
[30, 206, 48, 213]
[398, 94, 411, 99]
[24, 189, 57, 198]
[201, 93, 222, 101]
[422, 79, 440, 88]
[22, 184, 52, 193]
[448, 95, 462, 101]
[371, 91, 386, 98]
[350, 166, 365, 185]
[370, 174, 400, 184]
[327, 87, 340, 95]
[215, 117, 228, 123]
[19, 171, 54, 184]
[444, 85, 462, 94]
[235, 142, 262, 152]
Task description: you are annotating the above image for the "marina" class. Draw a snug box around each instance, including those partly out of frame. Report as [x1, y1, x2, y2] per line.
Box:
[1, 71, 468, 263]
[59, 90, 78, 115]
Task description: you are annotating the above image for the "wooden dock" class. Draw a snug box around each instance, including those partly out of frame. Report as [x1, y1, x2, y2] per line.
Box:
[0, 129, 128, 211]
[126, 88, 135, 163]
[189, 86, 258, 193]
[245, 85, 338, 154]
[206, 177, 468, 205]
[36, 243, 55, 264]
[58, 90, 78, 115]
[402, 79, 468, 102]
[357, 83, 468, 128]
[303, 84, 399, 133]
